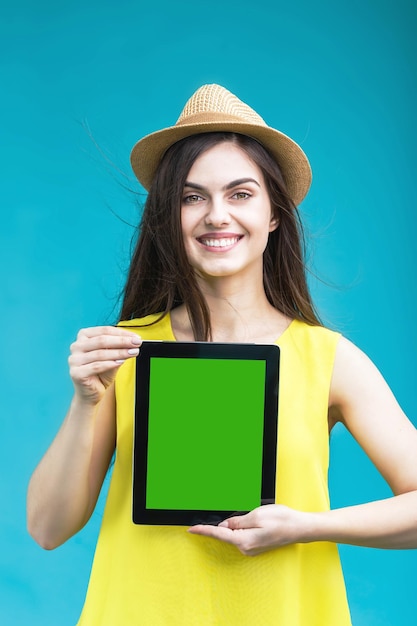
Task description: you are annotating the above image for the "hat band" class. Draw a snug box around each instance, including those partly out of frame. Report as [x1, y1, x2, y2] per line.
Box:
[175, 111, 267, 127]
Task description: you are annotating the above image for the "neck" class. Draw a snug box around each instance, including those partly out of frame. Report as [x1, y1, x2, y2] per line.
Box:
[172, 273, 291, 343]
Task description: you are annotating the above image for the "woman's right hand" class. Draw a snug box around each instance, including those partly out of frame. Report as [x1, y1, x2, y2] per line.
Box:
[68, 326, 142, 405]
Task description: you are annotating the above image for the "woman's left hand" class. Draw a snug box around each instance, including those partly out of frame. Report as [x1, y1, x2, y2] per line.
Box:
[188, 504, 312, 556]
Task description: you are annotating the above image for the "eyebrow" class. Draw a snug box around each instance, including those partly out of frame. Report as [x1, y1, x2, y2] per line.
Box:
[184, 177, 261, 191]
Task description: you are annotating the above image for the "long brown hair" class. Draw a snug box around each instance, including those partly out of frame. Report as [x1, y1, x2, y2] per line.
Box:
[119, 133, 321, 339]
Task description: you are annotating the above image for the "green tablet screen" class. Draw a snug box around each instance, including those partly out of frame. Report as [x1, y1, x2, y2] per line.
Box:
[132, 341, 279, 525]
[146, 357, 265, 511]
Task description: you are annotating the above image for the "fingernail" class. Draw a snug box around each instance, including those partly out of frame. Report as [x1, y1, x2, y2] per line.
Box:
[115, 359, 125, 364]
[131, 335, 141, 345]
[128, 348, 139, 355]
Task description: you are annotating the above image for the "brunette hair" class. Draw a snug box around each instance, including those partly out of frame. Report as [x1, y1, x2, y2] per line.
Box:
[119, 133, 321, 339]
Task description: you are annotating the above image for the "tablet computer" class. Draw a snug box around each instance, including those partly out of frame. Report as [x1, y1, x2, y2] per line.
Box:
[132, 341, 280, 526]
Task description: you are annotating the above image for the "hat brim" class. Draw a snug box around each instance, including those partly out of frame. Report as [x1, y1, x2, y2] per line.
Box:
[130, 121, 312, 206]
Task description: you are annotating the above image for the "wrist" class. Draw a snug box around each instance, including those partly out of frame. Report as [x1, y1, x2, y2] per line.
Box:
[69, 393, 101, 420]
[294, 510, 330, 544]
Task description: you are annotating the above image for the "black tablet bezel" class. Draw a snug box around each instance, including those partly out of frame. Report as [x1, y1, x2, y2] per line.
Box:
[132, 341, 280, 526]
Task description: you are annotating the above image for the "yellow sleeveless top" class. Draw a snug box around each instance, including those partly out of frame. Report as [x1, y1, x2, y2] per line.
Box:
[77, 314, 351, 625]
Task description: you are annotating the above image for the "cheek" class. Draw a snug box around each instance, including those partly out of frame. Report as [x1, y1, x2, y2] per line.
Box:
[180, 206, 193, 229]
[181, 205, 203, 237]
[180, 212, 191, 241]
[250, 211, 275, 237]
[180, 212, 196, 256]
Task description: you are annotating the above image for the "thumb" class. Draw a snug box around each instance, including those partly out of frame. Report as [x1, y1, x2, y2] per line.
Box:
[219, 511, 257, 530]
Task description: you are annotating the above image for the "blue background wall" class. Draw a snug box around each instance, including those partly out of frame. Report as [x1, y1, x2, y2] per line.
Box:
[1, 1, 416, 624]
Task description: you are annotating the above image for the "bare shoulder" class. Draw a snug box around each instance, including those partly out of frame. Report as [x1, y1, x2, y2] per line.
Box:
[329, 336, 417, 494]
[329, 336, 387, 407]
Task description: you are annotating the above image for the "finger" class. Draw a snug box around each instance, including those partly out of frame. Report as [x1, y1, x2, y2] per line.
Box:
[69, 346, 140, 367]
[219, 511, 259, 530]
[71, 358, 125, 379]
[187, 524, 238, 545]
[71, 330, 142, 356]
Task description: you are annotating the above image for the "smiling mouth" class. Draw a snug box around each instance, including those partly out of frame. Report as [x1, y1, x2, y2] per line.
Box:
[197, 236, 242, 248]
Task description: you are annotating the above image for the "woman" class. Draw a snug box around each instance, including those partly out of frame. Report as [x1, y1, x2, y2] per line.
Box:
[27, 84, 417, 625]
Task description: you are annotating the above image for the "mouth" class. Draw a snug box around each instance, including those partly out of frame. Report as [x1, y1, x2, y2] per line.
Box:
[196, 235, 243, 249]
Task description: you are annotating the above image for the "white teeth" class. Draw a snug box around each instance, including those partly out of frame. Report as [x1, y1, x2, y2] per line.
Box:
[200, 237, 240, 248]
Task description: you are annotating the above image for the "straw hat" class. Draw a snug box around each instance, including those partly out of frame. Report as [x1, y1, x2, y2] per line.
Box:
[130, 84, 312, 205]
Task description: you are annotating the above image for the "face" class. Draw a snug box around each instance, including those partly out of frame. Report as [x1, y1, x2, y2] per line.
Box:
[181, 141, 278, 284]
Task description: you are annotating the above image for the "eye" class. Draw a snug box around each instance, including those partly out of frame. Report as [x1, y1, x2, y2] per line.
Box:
[183, 193, 203, 204]
[232, 191, 251, 200]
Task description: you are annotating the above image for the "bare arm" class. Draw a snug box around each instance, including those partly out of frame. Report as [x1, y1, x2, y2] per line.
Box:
[189, 337, 417, 554]
[315, 336, 417, 547]
[27, 326, 142, 550]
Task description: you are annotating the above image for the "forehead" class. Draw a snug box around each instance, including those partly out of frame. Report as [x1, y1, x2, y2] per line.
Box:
[186, 142, 264, 185]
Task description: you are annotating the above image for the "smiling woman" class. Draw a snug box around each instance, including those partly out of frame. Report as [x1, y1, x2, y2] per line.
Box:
[121, 129, 321, 341]
[26, 84, 417, 626]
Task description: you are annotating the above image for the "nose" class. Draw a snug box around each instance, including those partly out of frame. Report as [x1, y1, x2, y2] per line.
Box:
[204, 197, 232, 227]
